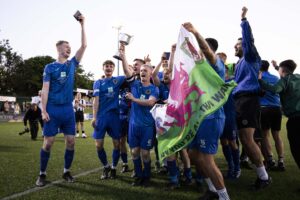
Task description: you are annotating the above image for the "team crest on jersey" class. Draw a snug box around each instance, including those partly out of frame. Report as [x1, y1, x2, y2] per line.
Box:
[108, 87, 113, 93]
[145, 89, 151, 95]
[200, 139, 206, 148]
[140, 94, 146, 100]
[113, 79, 118, 84]
[61, 72, 66, 77]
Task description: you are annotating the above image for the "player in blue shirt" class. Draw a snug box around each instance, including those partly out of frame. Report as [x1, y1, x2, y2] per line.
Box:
[153, 51, 178, 188]
[152, 53, 171, 173]
[119, 80, 131, 173]
[220, 64, 241, 180]
[233, 7, 271, 189]
[259, 60, 284, 170]
[92, 60, 126, 179]
[120, 44, 159, 187]
[183, 22, 230, 200]
[152, 51, 173, 103]
[35, 14, 87, 187]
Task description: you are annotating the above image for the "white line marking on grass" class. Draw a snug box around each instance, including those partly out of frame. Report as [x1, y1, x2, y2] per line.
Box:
[1, 167, 103, 200]
[1, 151, 155, 200]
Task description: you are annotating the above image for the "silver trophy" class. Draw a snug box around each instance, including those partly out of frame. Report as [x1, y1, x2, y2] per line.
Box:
[113, 33, 133, 60]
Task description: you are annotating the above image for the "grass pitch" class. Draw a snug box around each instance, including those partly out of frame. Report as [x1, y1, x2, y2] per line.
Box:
[0, 119, 299, 200]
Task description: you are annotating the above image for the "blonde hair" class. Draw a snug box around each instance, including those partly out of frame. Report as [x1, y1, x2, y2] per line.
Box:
[141, 64, 153, 70]
[56, 40, 69, 47]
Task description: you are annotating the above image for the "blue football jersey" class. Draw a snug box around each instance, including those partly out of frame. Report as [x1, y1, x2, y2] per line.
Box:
[260, 71, 280, 107]
[119, 81, 131, 117]
[93, 76, 126, 117]
[158, 82, 170, 102]
[43, 56, 79, 105]
[206, 56, 225, 119]
[129, 80, 159, 127]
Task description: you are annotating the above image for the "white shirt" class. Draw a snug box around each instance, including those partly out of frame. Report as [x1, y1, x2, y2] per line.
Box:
[73, 99, 86, 112]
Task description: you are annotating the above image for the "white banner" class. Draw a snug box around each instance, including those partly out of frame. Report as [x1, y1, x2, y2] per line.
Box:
[0, 96, 16, 102]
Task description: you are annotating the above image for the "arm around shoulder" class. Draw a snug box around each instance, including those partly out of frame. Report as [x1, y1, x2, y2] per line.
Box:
[259, 78, 285, 94]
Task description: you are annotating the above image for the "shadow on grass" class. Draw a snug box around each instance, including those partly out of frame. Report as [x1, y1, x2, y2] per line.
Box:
[71, 170, 203, 198]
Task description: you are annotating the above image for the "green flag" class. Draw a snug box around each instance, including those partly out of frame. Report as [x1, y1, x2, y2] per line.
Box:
[151, 26, 237, 161]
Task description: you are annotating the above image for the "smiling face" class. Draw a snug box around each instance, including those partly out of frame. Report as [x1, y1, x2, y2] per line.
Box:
[57, 42, 71, 59]
[234, 39, 243, 58]
[103, 63, 115, 78]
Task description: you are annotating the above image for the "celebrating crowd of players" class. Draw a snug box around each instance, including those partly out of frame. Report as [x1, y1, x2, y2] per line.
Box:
[34, 7, 300, 200]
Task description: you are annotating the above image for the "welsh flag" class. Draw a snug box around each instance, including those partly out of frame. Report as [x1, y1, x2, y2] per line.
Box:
[151, 26, 237, 161]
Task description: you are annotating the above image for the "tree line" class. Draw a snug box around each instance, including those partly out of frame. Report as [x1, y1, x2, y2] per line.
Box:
[0, 39, 94, 97]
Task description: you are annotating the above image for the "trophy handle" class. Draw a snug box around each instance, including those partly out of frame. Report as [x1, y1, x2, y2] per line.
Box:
[120, 41, 128, 45]
[113, 51, 123, 60]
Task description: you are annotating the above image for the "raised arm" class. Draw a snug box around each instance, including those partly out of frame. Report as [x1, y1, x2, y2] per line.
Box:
[119, 44, 133, 78]
[240, 7, 260, 62]
[168, 44, 176, 73]
[75, 15, 87, 62]
[152, 54, 164, 86]
[271, 60, 279, 71]
[183, 22, 216, 65]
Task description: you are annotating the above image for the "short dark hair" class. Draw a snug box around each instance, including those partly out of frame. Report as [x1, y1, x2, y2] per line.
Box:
[133, 58, 145, 64]
[56, 40, 69, 47]
[279, 59, 297, 73]
[205, 38, 218, 52]
[260, 60, 270, 72]
[102, 60, 115, 66]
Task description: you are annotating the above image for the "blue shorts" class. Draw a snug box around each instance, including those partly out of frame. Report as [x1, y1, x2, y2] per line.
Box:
[93, 112, 121, 140]
[128, 123, 154, 150]
[189, 118, 225, 154]
[220, 117, 237, 141]
[43, 103, 75, 136]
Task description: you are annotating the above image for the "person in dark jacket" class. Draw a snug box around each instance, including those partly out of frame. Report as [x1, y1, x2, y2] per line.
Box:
[259, 59, 300, 170]
[23, 102, 41, 140]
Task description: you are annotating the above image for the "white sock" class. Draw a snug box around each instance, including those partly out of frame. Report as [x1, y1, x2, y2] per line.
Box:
[104, 164, 110, 168]
[217, 188, 230, 200]
[40, 171, 46, 175]
[63, 168, 70, 173]
[111, 165, 116, 169]
[205, 178, 217, 192]
[256, 166, 268, 180]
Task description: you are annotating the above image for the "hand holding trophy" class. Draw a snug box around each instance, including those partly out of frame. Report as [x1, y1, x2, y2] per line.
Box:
[113, 33, 133, 60]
